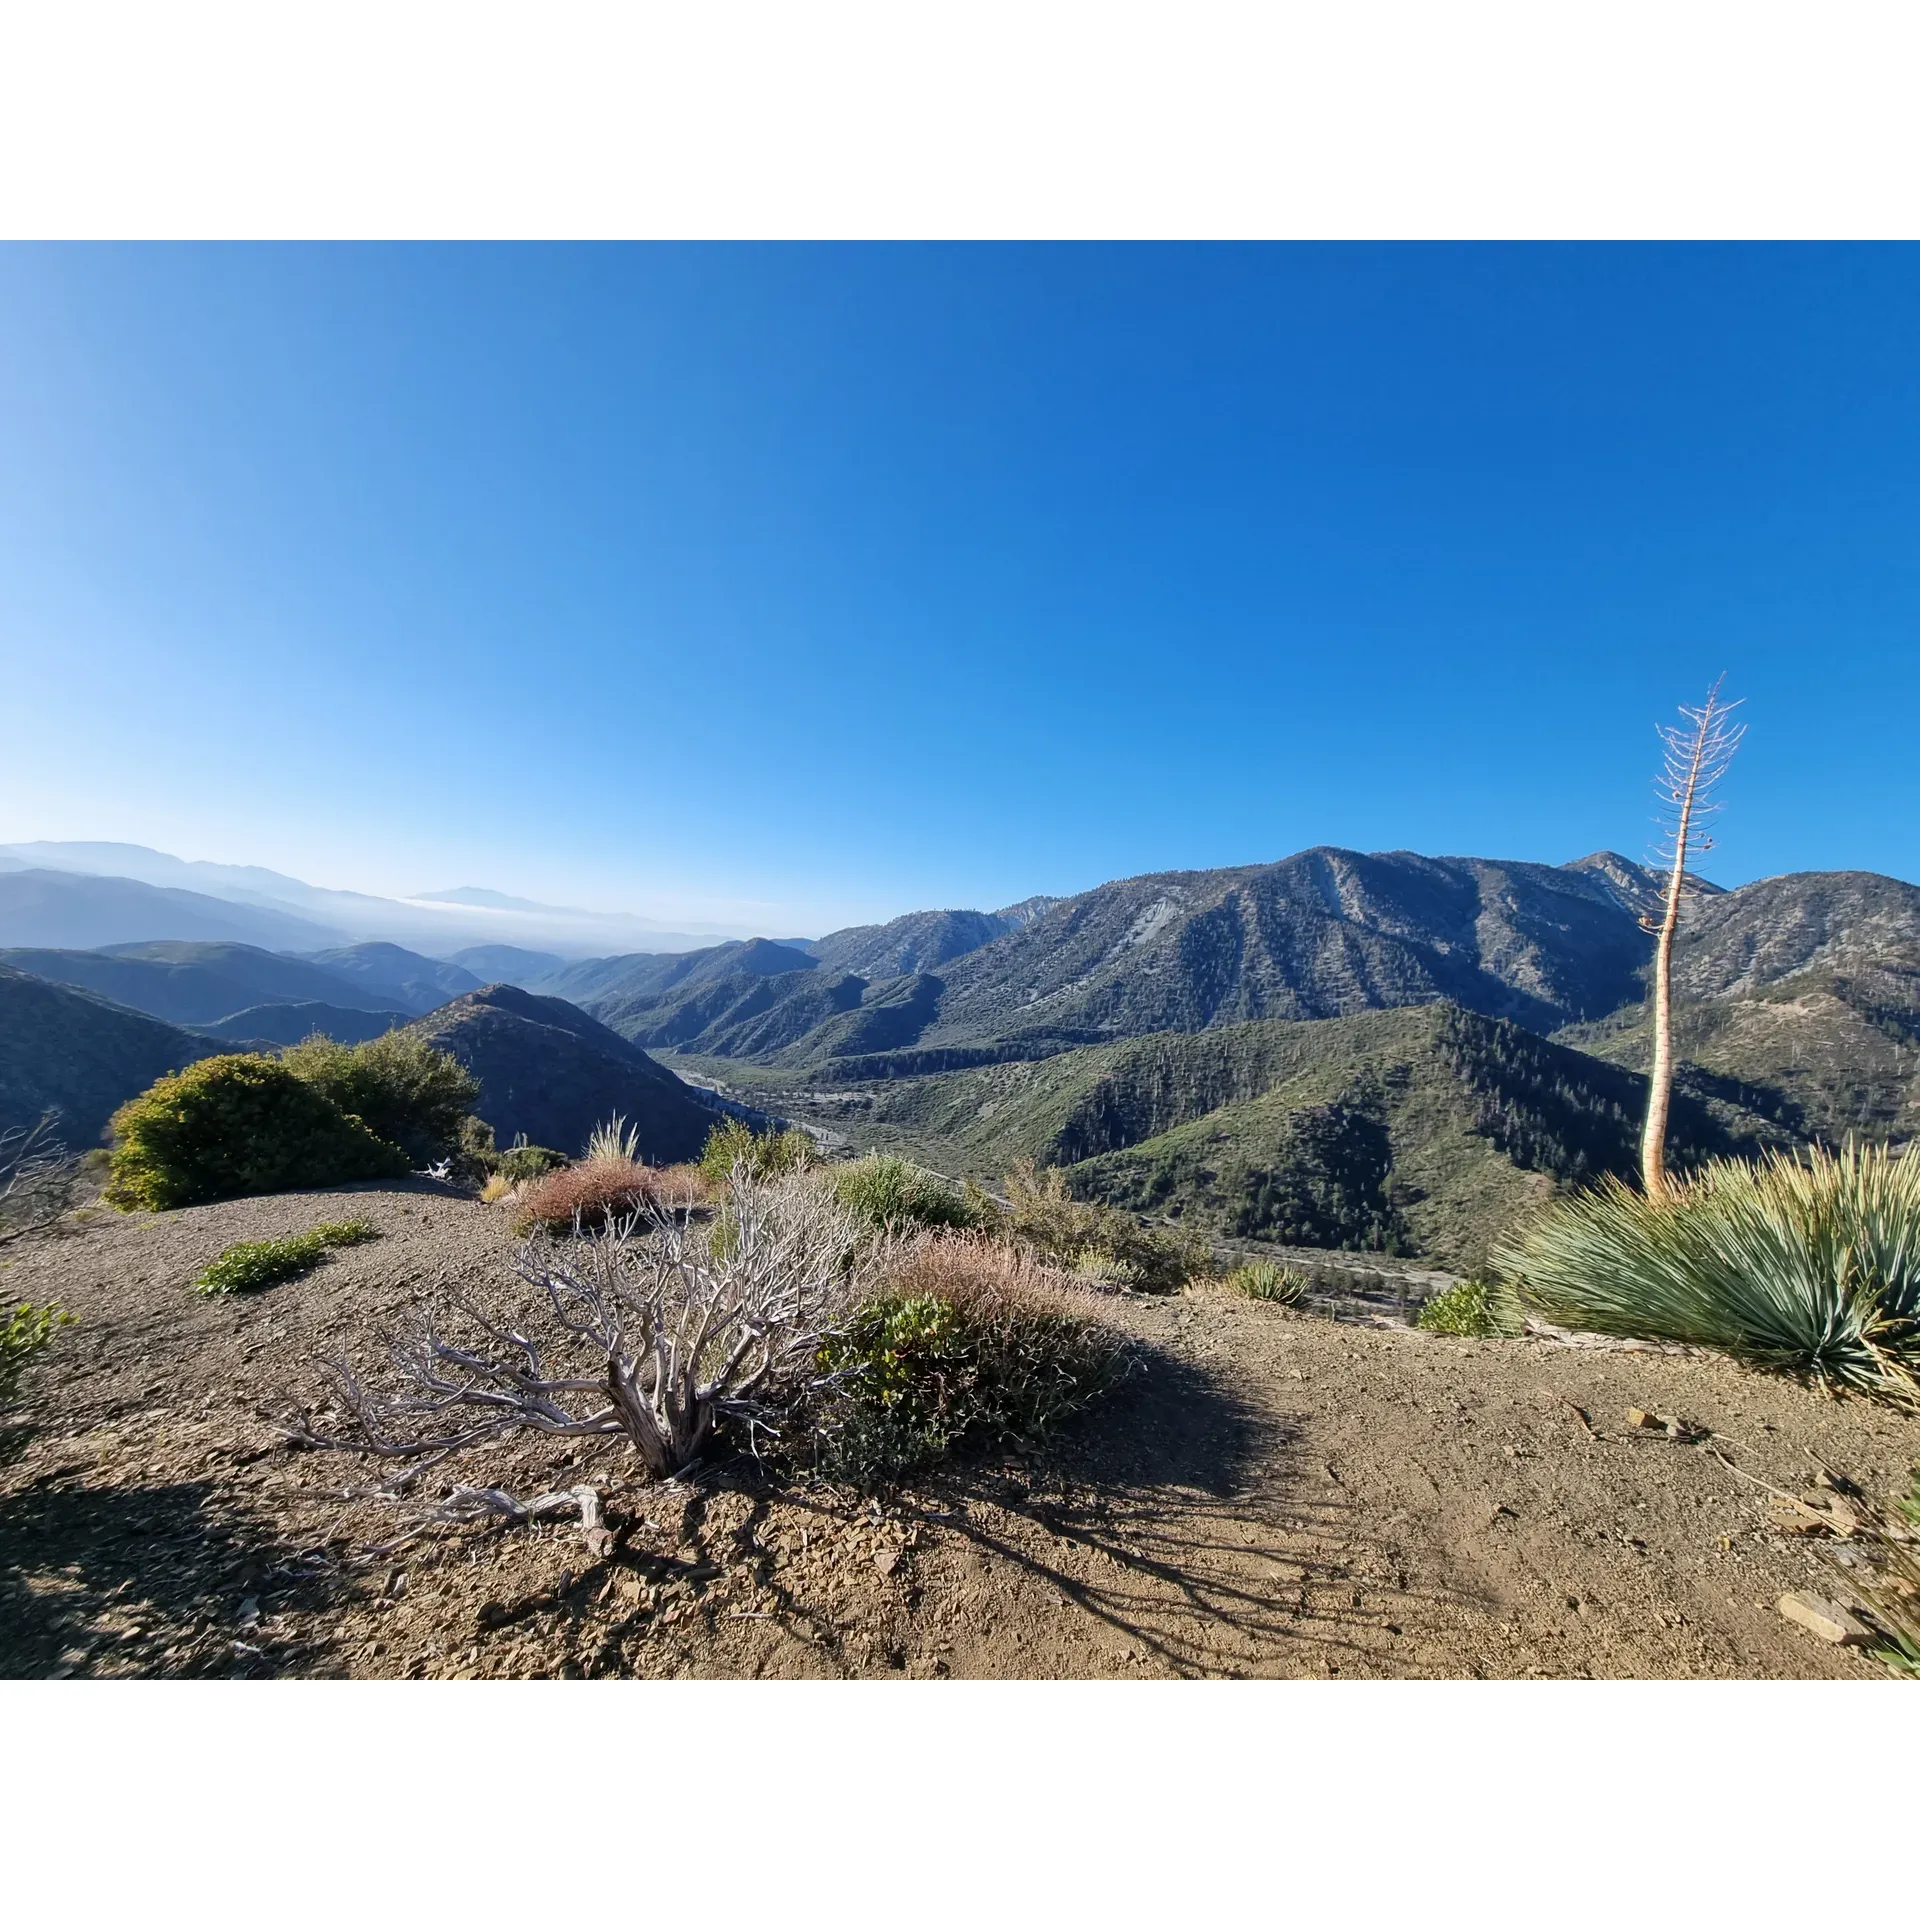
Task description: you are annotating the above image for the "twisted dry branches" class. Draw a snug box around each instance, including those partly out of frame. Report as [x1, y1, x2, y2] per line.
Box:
[292, 1169, 864, 1487]
[0, 1114, 81, 1258]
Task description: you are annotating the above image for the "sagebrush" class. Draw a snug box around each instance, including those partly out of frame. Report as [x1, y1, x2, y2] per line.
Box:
[1003, 1159, 1195, 1293]
[829, 1154, 985, 1234]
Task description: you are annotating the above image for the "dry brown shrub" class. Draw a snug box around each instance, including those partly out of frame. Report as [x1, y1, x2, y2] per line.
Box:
[520, 1159, 712, 1233]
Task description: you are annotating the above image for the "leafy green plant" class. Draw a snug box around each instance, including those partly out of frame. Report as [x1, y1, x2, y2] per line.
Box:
[816, 1234, 1128, 1483]
[1415, 1277, 1520, 1337]
[1493, 1142, 1920, 1402]
[698, 1116, 816, 1184]
[106, 1055, 410, 1211]
[195, 1219, 380, 1296]
[498, 1143, 568, 1184]
[828, 1154, 984, 1234]
[0, 1300, 74, 1406]
[1228, 1260, 1310, 1306]
[282, 1030, 478, 1164]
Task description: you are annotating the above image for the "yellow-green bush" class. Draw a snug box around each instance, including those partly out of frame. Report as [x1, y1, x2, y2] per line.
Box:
[106, 1054, 409, 1211]
[1, 1300, 73, 1406]
[698, 1116, 815, 1184]
[828, 1154, 986, 1234]
[282, 1029, 478, 1164]
[1415, 1277, 1521, 1337]
[1003, 1159, 1194, 1293]
[196, 1219, 380, 1295]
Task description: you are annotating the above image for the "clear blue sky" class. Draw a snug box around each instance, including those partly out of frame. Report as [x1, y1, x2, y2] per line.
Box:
[2, 244, 1915, 935]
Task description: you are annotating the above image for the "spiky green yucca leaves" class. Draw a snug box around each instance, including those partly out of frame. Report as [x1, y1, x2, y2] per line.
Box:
[1494, 1143, 1920, 1403]
[1228, 1261, 1310, 1306]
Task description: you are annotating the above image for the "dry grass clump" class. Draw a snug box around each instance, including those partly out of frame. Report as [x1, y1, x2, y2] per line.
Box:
[816, 1229, 1130, 1483]
[1495, 1142, 1920, 1404]
[518, 1159, 711, 1233]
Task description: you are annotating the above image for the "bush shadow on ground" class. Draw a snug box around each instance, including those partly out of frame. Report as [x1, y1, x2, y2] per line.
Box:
[0, 1471, 334, 1678]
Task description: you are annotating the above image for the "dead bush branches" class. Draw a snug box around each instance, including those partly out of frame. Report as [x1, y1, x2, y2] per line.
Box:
[0, 1114, 81, 1256]
[293, 1170, 864, 1486]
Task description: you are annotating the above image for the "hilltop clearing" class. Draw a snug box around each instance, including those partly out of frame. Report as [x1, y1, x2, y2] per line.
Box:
[2, 1185, 1911, 1680]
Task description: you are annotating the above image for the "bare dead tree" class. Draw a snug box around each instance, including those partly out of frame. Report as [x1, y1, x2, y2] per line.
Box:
[0, 1114, 81, 1259]
[293, 1169, 865, 1488]
[1640, 679, 1745, 1194]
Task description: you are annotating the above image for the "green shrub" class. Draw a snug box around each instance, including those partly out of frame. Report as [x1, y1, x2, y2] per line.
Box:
[829, 1155, 984, 1234]
[282, 1030, 478, 1164]
[499, 1143, 568, 1184]
[195, 1219, 380, 1296]
[1415, 1277, 1521, 1337]
[698, 1116, 815, 1183]
[817, 1235, 1128, 1483]
[1228, 1260, 1311, 1306]
[1004, 1159, 1193, 1294]
[106, 1055, 410, 1211]
[0, 1300, 74, 1406]
[1493, 1143, 1920, 1402]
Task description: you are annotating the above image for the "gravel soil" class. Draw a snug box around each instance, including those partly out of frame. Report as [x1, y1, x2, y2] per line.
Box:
[3, 1182, 1914, 1680]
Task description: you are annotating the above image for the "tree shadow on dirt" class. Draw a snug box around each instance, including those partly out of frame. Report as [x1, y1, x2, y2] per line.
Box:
[906, 1342, 1481, 1677]
[0, 1472, 332, 1678]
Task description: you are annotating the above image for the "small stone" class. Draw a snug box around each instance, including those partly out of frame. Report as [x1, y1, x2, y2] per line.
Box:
[1778, 1591, 1875, 1646]
[872, 1550, 901, 1578]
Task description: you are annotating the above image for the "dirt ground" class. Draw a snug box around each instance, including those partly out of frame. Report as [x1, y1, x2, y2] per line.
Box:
[3, 1179, 1914, 1680]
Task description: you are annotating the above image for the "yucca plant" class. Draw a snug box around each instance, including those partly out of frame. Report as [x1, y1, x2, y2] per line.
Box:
[1228, 1260, 1310, 1306]
[1493, 1143, 1920, 1404]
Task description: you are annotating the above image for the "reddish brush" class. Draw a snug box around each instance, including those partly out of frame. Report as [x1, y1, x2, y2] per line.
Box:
[520, 1160, 711, 1233]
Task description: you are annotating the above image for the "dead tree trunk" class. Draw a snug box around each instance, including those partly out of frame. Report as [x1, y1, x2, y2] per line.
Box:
[1640, 679, 1744, 1196]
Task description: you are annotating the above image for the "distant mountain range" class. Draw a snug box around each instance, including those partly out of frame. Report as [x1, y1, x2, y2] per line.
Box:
[0, 842, 766, 956]
[7, 836, 1915, 1270]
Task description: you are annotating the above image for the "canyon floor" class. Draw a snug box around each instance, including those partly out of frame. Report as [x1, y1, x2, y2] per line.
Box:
[3, 1180, 1911, 1680]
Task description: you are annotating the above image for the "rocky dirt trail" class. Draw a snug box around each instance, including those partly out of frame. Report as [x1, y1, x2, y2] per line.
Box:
[3, 1184, 1913, 1679]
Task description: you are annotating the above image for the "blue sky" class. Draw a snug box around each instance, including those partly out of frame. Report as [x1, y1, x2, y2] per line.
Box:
[1, 244, 1915, 935]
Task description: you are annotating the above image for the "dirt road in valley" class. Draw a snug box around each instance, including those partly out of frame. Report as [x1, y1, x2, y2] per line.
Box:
[2, 1184, 1911, 1679]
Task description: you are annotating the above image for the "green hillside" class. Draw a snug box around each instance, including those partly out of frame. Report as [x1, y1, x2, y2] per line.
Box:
[836, 1004, 1797, 1272]
[1557, 954, 1920, 1148]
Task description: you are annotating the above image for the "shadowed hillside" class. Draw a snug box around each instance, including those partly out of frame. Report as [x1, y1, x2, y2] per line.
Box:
[406, 985, 717, 1161]
[0, 942, 408, 1026]
[0, 963, 216, 1145]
